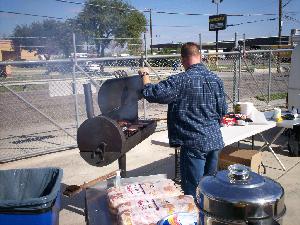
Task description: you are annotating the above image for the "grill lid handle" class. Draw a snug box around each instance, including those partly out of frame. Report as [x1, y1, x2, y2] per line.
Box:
[228, 164, 250, 181]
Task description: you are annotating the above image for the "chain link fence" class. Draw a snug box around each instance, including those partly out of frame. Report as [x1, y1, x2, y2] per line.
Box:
[0, 60, 77, 162]
[0, 47, 293, 162]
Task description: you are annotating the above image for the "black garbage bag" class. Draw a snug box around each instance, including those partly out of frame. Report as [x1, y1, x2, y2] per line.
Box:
[0, 168, 63, 212]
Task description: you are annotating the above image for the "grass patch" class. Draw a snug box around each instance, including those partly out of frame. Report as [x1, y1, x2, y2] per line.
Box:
[255, 92, 287, 101]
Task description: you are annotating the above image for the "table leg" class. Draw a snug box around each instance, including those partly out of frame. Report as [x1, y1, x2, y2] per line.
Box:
[175, 147, 178, 178]
[174, 147, 181, 183]
[258, 129, 286, 171]
[84, 188, 89, 225]
[269, 128, 286, 145]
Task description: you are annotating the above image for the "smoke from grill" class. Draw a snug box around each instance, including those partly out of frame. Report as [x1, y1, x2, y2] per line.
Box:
[98, 75, 143, 121]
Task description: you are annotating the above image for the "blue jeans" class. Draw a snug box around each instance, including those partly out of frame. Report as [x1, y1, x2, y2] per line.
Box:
[180, 147, 220, 198]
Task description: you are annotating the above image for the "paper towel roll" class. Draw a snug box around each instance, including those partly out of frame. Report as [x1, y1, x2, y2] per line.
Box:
[238, 102, 254, 116]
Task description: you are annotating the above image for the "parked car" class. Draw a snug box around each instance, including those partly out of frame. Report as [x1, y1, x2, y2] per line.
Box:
[82, 61, 103, 73]
[87, 63, 101, 72]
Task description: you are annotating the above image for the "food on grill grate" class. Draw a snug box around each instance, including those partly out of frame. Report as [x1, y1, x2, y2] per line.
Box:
[118, 195, 198, 225]
[118, 120, 132, 127]
[107, 179, 182, 212]
[117, 122, 149, 138]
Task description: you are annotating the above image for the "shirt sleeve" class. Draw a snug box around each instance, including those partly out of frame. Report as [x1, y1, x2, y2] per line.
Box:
[216, 80, 228, 118]
[142, 75, 181, 104]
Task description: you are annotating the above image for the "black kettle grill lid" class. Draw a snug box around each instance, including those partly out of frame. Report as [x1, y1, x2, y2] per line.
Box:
[98, 75, 143, 121]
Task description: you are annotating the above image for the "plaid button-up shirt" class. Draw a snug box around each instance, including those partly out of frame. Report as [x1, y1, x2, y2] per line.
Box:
[143, 63, 227, 152]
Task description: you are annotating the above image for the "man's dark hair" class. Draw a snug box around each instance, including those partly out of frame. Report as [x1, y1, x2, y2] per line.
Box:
[181, 42, 200, 58]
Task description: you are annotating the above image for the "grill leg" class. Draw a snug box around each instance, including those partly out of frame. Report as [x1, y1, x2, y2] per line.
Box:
[118, 154, 126, 178]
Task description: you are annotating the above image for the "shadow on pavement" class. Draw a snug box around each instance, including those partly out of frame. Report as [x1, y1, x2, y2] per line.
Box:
[127, 155, 174, 178]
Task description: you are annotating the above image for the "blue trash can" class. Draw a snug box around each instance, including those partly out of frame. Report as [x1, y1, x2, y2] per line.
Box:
[0, 168, 63, 225]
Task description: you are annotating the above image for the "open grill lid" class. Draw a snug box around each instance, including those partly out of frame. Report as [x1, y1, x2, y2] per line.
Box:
[98, 75, 143, 122]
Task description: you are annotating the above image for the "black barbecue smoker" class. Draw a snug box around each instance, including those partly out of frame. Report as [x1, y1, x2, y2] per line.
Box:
[77, 76, 157, 177]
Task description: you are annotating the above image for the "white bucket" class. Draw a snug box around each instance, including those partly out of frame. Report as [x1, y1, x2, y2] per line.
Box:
[238, 102, 254, 117]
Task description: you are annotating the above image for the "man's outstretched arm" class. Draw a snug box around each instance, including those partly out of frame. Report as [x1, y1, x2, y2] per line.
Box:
[139, 67, 181, 104]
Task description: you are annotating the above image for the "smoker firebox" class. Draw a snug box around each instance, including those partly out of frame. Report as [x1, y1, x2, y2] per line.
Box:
[77, 76, 157, 177]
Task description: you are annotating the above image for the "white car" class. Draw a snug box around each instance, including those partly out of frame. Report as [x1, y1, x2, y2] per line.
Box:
[86, 63, 101, 72]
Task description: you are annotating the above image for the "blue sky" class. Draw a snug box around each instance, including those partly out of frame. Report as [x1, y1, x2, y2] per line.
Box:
[0, 0, 299, 43]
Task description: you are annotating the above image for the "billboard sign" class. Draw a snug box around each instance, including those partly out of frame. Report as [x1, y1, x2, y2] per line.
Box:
[209, 14, 227, 31]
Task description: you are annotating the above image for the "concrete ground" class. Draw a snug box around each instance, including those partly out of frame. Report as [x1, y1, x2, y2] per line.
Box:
[1, 127, 299, 225]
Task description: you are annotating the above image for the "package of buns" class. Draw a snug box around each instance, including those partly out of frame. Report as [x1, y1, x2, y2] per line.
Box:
[106, 179, 199, 225]
[117, 195, 198, 225]
[107, 179, 182, 212]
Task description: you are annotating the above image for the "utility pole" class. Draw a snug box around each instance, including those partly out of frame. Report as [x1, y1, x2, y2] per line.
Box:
[278, 0, 282, 47]
[277, 0, 282, 72]
[149, 9, 153, 55]
[216, 3, 219, 52]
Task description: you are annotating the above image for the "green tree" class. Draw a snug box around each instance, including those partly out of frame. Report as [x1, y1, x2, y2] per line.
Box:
[13, 19, 81, 58]
[76, 0, 146, 57]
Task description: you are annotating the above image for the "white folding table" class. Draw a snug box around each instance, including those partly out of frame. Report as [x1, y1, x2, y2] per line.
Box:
[151, 121, 288, 175]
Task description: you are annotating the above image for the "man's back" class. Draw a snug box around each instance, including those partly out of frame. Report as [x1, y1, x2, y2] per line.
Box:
[167, 63, 227, 150]
[141, 42, 228, 197]
[143, 63, 227, 151]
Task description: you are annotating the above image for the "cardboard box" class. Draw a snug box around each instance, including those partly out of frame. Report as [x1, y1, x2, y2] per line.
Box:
[219, 146, 262, 173]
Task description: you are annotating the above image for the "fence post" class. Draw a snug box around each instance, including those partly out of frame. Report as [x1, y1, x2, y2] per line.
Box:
[267, 51, 272, 105]
[233, 56, 238, 107]
[243, 33, 246, 55]
[199, 33, 202, 50]
[238, 51, 242, 102]
[232, 32, 238, 107]
[72, 33, 80, 129]
[143, 33, 147, 120]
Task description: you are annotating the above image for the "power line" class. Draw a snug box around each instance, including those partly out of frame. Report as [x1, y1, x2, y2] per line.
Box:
[148, 25, 201, 28]
[19, 45, 49, 48]
[284, 11, 299, 16]
[53, 0, 277, 17]
[0, 10, 65, 20]
[54, 0, 138, 12]
[228, 17, 277, 27]
[2, 36, 48, 39]
[283, 0, 293, 8]
[284, 15, 300, 24]
[1, 9, 276, 30]
[93, 37, 141, 40]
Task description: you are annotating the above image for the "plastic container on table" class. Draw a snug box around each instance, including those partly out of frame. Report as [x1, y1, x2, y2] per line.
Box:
[157, 212, 198, 225]
[0, 167, 63, 225]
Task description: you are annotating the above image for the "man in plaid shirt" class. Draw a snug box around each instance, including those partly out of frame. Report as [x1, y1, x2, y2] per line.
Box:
[139, 42, 227, 197]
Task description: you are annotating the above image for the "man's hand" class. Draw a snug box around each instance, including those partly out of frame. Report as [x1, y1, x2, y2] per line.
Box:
[138, 67, 151, 85]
